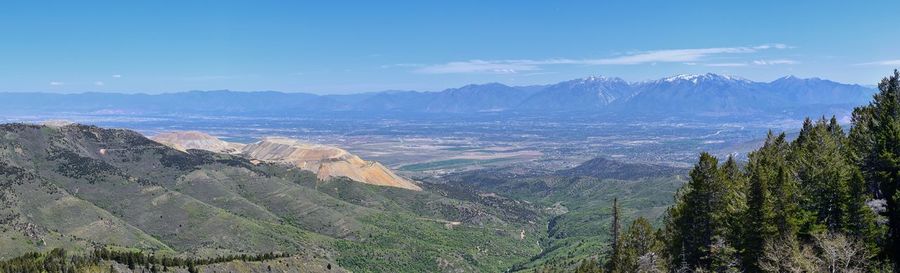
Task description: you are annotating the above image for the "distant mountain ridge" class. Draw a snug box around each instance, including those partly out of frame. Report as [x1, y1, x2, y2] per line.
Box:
[0, 73, 875, 116]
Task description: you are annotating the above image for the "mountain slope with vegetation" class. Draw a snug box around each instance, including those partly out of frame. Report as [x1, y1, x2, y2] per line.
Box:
[0, 123, 544, 272]
[436, 159, 688, 272]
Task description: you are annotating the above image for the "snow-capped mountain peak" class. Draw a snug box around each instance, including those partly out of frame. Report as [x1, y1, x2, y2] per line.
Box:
[661, 73, 747, 84]
[577, 75, 626, 84]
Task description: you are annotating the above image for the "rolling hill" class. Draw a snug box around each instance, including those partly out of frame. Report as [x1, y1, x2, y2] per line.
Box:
[0, 123, 544, 272]
[437, 158, 689, 271]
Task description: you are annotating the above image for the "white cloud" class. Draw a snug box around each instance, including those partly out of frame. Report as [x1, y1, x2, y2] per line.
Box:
[49, 81, 64, 86]
[411, 44, 791, 74]
[94, 81, 105, 86]
[183, 74, 259, 81]
[415, 60, 542, 74]
[856, 59, 900, 66]
[753, 43, 790, 50]
[380, 63, 424, 69]
[111, 74, 122, 78]
[705, 63, 749, 67]
[753, 59, 798, 65]
[582, 46, 757, 65]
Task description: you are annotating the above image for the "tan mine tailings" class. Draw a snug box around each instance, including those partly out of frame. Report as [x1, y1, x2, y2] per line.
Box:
[151, 131, 245, 154]
[151, 132, 422, 191]
[242, 137, 421, 191]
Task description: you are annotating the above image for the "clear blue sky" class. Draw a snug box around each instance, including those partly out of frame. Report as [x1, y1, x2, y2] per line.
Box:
[1, 1, 897, 94]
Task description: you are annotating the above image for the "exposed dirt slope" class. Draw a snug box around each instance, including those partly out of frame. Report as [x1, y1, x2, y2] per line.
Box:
[152, 132, 421, 191]
[151, 131, 244, 154]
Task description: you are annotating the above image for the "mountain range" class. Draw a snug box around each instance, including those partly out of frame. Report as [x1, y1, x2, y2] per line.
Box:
[0, 74, 875, 117]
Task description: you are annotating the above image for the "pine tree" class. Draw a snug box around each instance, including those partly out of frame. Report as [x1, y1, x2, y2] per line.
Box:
[772, 164, 801, 237]
[576, 258, 602, 273]
[850, 69, 900, 266]
[620, 217, 660, 272]
[665, 152, 732, 270]
[846, 169, 882, 253]
[790, 117, 854, 235]
[742, 132, 785, 272]
[719, 156, 747, 257]
[606, 198, 622, 272]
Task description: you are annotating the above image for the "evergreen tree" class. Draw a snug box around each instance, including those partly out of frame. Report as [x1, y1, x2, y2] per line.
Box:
[772, 164, 801, 237]
[790, 117, 853, 235]
[606, 198, 623, 272]
[850, 69, 900, 266]
[846, 169, 883, 253]
[620, 217, 661, 272]
[576, 258, 602, 273]
[718, 156, 748, 261]
[665, 153, 732, 270]
[742, 132, 787, 272]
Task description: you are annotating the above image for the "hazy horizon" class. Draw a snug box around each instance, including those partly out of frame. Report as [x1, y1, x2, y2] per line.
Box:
[0, 72, 879, 96]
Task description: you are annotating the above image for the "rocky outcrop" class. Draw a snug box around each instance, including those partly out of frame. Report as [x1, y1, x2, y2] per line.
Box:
[151, 132, 421, 191]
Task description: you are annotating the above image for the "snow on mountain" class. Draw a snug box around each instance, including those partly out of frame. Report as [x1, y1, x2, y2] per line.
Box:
[517, 76, 634, 110]
[0, 74, 876, 116]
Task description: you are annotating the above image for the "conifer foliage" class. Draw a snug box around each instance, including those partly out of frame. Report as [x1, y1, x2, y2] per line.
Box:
[658, 70, 900, 272]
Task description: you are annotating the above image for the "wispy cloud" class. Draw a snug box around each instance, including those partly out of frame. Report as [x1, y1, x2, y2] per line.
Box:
[705, 63, 749, 67]
[415, 60, 542, 74]
[410, 44, 791, 74]
[111, 74, 122, 78]
[581, 46, 762, 65]
[94, 81, 105, 86]
[182, 74, 259, 81]
[753, 59, 798, 65]
[856, 59, 900, 66]
[380, 63, 425, 69]
[753, 44, 791, 50]
[49, 81, 64, 86]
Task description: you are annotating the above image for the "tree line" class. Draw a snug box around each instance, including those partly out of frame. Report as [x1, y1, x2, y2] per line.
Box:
[0, 247, 291, 273]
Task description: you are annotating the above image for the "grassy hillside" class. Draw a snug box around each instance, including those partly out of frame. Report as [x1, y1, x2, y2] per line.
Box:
[0, 123, 543, 272]
[440, 165, 686, 271]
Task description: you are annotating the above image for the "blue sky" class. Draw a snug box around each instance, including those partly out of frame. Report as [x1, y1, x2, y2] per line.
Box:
[1, 1, 898, 94]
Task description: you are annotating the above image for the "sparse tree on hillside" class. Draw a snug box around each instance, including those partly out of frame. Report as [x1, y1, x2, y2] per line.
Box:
[575, 258, 603, 273]
[606, 198, 623, 272]
[620, 217, 665, 273]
